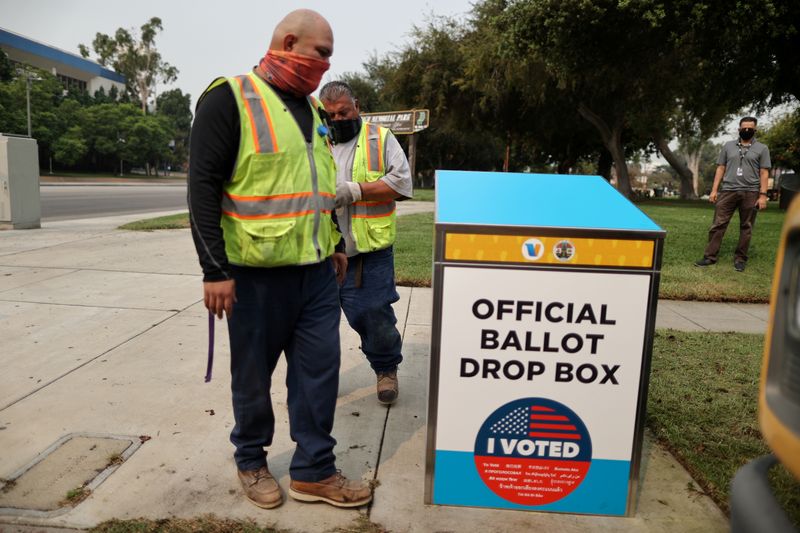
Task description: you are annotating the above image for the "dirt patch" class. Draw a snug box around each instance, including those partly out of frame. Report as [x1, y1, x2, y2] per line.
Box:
[0, 436, 132, 511]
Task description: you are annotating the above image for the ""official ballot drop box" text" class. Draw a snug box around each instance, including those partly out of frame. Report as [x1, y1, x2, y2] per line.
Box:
[425, 171, 665, 516]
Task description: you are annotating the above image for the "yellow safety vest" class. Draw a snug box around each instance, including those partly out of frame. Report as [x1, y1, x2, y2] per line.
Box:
[350, 122, 396, 253]
[200, 72, 340, 268]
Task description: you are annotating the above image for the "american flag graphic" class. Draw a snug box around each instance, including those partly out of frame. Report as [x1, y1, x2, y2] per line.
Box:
[490, 405, 582, 440]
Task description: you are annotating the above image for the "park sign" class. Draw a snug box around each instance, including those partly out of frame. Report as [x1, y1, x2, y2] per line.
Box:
[425, 170, 665, 516]
[360, 109, 429, 135]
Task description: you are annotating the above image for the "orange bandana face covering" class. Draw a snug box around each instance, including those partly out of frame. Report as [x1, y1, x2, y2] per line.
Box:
[259, 50, 330, 97]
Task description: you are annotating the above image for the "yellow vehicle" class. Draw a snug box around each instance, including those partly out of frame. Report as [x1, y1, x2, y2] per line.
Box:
[730, 197, 800, 532]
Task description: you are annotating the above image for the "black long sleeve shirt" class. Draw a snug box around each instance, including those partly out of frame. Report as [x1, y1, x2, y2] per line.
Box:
[188, 80, 344, 281]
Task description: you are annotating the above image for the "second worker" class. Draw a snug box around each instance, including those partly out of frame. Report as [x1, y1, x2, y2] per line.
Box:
[320, 81, 413, 405]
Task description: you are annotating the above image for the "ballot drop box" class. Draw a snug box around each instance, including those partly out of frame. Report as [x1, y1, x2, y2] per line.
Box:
[425, 171, 665, 516]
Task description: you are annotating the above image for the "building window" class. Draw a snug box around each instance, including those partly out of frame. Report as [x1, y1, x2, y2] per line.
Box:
[55, 74, 87, 93]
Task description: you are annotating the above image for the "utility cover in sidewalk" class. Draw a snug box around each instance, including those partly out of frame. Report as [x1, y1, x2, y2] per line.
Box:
[0, 434, 139, 515]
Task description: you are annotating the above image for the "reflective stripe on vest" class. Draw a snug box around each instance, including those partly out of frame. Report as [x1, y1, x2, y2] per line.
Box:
[222, 191, 336, 220]
[352, 199, 395, 219]
[364, 122, 384, 172]
[234, 75, 278, 154]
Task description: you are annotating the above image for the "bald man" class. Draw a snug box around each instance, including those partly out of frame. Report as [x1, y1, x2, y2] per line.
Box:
[188, 9, 372, 509]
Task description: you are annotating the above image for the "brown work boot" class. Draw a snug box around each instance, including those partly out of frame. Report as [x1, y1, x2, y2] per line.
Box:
[376, 370, 399, 405]
[289, 471, 372, 508]
[237, 465, 282, 509]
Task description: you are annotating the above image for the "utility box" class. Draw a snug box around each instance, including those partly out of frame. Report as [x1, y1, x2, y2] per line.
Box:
[425, 170, 665, 516]
[0, 134, 41, 229]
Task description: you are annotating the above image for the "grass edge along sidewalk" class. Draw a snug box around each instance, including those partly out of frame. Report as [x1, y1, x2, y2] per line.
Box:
[649, 330, 799, 527]
[85, 513, 384, 533]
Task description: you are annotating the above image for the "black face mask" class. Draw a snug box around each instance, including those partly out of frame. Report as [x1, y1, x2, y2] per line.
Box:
[330, 117, 362, 144]
[739, 128, 755, 141]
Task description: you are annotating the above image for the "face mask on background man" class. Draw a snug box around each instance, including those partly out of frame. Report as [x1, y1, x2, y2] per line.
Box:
[739, 128, 756, 141]
[330, 117, 362, 144]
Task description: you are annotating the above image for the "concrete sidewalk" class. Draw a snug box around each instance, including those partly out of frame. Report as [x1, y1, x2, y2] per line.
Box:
[0, 210, 760, 532]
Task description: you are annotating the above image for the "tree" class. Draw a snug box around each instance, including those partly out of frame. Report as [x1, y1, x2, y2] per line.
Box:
[80, 103, 140, 172]
[0, 50, 13, 82]
[761, 110, 800, 172]
[673, 0, 800, 107]
[464, 0, 606, 174]
[53, 126, 88, 167]
[493, 0, 692, 196]
[339, 61, 384, 113]
[336, 18, 508, 184]
[122, 114, 173, 175]
[642, 1, 800, 198]
[156, 88, 192, 170]
[0, 68, 62, 135]
[91, 85, 124, 104]
[79, 17, 178, 114]
[0, 67, 70, 171]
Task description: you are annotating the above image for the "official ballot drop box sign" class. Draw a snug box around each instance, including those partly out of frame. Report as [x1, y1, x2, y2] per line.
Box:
[425, 171, 665, 516]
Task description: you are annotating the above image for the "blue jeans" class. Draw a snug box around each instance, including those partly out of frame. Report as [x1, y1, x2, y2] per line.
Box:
[339, 246, 403, 374]
[227, 260, 340, 482]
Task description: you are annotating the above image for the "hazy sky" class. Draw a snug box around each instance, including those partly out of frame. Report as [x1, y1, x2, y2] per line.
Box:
[1, 0, 475, 107]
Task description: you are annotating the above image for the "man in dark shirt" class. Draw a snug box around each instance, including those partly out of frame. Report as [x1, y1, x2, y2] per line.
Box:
[188, 9, 372, 510]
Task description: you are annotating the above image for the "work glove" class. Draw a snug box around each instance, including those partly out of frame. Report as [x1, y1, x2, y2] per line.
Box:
[335, 181, 362, 209]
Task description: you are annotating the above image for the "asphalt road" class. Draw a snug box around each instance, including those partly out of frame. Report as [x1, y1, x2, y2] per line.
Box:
[40, 184, 188, 221]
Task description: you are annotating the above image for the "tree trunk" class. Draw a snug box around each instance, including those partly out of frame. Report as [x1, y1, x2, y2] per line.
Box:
[578, 103, 632, 197]
[597, 149, 612, 182]
[654, 132, 697, 199]
[686, 149, 702, 196]
[139, 79, 149, 115]
[503, 131, 511, 172]
[557, 143, 574, 174]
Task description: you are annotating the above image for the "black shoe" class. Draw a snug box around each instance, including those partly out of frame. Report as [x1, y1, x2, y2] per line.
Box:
[694, 258, 715, 267]
[734, 261, 745, 272]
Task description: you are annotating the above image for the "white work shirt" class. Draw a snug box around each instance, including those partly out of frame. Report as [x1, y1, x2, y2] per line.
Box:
[331, 127, 413, 257]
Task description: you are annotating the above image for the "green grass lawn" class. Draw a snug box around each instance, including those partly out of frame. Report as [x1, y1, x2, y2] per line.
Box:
[412, 188, 434, 201]
[395, 212, 434, 286]
[638, 199, 783, 302]
[649, 330, 799, 525]
[395, 200, 784, 302]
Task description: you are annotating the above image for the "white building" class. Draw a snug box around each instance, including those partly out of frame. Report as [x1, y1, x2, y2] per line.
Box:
[0, 27, 125, 95]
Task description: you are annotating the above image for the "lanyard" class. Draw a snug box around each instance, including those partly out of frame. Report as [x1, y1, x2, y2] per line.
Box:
[205, 311, 215, 382]
[737, 141, 751, 162]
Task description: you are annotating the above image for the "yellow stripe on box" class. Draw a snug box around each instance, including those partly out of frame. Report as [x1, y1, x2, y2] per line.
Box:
[445, 233, 654, 268]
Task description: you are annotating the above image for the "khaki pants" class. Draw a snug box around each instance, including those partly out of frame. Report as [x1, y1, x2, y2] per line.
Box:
[703, 190, 760, 263]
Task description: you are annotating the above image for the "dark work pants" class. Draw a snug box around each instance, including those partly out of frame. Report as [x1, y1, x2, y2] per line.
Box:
[703, 190, 760, 263]
[228, 260, 340, 482]
[339, 246, 403, 374]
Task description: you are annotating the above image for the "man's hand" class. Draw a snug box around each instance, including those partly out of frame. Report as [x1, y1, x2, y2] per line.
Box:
[756, 194, 768, 210]
[204, 279, 236, 319]
[332, 252, 348, 285]
[335, 182, 362, 209]
[709, 191, 718, 203]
